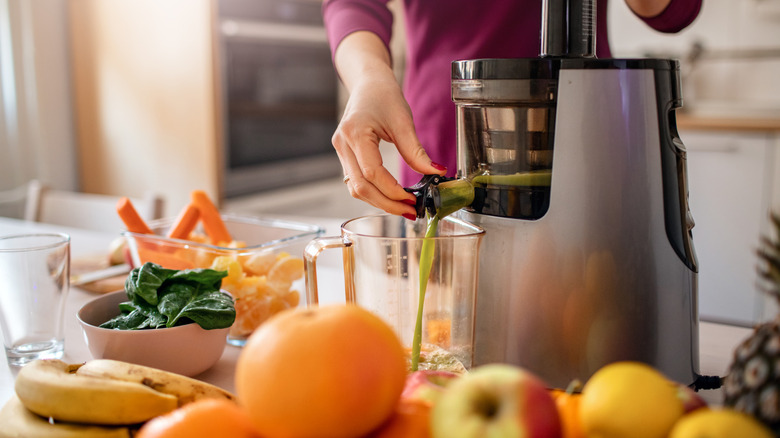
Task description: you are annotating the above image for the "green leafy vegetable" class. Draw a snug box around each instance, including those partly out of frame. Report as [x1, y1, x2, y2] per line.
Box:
[101, 262, 235, 331]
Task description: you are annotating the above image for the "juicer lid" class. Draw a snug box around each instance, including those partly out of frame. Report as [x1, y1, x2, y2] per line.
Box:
[451, 58, 681, 81]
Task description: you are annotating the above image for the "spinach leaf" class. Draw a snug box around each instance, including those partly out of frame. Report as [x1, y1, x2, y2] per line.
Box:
[102, 262, 234, 331]
[101, 299, 167, 329]
[158, 285, 236, 329]
[125, 263, 178, 306]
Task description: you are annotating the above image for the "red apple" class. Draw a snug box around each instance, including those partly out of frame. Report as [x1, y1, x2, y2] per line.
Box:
[401, 370, 460, 406]
[431, 364, 561, 438]
[677, 383, 707, 413]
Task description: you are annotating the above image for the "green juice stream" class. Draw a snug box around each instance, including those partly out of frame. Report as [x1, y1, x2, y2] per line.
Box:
[410, 215, 439, 371]
[409, 178, 474, 371]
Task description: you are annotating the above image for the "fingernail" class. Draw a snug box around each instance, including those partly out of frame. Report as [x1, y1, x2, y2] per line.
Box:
[401, 199, 417, 206]
[431, 162, 447, 171]
[403, 213, 417, 221]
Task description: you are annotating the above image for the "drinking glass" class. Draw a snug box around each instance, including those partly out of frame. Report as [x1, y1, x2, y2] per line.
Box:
[305, 214, 484, 370]
[0, 233, 70, 366]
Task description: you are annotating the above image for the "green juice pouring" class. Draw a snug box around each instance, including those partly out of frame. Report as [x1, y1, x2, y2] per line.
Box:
[406, 176, 475, 371]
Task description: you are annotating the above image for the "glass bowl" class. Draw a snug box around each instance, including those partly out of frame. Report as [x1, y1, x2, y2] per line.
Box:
[123, 214, 324, 345]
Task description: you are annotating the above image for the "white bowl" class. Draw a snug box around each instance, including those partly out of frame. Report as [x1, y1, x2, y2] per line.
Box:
[77, 291, 229, 377]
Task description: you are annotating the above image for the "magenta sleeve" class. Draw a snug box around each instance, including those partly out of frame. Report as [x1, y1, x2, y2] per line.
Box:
[636, 0, 702, 33]
[322, 0, 394, 60]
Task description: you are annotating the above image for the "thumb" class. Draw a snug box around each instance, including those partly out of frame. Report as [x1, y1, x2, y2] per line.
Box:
[393, 126, 447, 176]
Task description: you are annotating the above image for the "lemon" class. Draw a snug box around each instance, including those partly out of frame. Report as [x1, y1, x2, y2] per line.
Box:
[580, 361, 684, 438]
[669, 409, 773, 438]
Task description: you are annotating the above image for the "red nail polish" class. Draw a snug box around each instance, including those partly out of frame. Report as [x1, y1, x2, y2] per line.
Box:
[431, 162, 447, 171]
[401, 199, 417, 206]
[403, 213, 417, 221]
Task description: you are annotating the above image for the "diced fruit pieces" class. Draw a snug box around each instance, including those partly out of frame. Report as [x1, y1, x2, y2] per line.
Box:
[267, 255, 304, 291]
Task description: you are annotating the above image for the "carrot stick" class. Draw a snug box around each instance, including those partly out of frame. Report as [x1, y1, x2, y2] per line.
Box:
[166, 203, 200, 240]
[190, 190, 231, 245]
[116, 197, 153, 234]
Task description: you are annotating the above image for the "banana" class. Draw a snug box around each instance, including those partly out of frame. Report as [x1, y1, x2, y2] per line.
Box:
[76, 358, 235, 406]
[14, 359, 178, 425]
[0, 395, 131, 438]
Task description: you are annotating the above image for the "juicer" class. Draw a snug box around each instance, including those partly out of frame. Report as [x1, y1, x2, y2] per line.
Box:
[415, 0, 701, 387]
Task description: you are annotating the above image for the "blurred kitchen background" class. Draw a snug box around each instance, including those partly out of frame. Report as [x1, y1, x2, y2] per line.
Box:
[0, 0, 779, 325]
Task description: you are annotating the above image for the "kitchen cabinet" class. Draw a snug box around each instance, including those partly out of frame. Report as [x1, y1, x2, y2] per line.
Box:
[682, 125, 780, 326]
[68, 0, 223, 216]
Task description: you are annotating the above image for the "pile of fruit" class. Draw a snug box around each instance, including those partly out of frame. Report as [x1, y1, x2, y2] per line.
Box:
[4, 302, 778, 438]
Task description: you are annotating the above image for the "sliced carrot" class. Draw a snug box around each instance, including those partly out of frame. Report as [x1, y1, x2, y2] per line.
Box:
[166, 203, 200, 240]
[191, 190, 232, 245]
[116, 197, 153, 234]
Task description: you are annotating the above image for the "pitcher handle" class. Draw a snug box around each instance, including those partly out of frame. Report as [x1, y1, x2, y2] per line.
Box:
[304, 236, 350, 305]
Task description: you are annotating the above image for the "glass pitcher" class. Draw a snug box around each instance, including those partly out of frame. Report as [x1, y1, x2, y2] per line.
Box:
[304, 214, 484, 371]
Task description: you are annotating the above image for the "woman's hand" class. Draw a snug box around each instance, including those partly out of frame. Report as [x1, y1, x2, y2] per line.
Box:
[332, 31, 446, 219]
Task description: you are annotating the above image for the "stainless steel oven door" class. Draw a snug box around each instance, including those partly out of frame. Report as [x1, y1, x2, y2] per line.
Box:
[218, 11, 341, 197]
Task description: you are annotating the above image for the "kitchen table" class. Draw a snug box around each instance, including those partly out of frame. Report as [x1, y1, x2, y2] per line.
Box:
[0, 216, 754, 407]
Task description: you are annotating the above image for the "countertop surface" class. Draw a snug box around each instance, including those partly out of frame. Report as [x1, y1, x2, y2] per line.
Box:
[0, 216, 754, 408]
[677, 112, 780, 132]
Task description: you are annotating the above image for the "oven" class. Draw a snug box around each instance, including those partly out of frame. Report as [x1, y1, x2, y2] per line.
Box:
[218, 0, 341, 197]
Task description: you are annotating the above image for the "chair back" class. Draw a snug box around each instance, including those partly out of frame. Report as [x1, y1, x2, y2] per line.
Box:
[25, 181, 164, 233]
[0, 182, 32, 219]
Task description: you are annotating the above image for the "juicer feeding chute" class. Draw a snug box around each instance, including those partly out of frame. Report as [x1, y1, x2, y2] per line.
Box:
[541, 0, 596, 58]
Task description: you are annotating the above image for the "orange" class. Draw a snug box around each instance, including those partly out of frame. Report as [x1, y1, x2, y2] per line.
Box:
[235, 304, 407, 438]
[366, 399, 432, 438]
[136, 399, 260, 438]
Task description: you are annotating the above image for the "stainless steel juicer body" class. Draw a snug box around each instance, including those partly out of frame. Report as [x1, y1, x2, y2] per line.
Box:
[453, 57, 700, 387]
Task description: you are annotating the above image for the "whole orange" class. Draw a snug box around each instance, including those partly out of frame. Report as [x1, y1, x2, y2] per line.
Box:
[136, 399, 260, 438]
[367, 399, 432, 438]
[235, 304, 407, 438]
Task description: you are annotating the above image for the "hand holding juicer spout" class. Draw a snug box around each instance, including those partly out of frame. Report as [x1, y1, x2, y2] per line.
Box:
[404, 175, 475, 219]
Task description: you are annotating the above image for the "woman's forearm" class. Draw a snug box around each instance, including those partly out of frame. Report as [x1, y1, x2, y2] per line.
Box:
[625, 0, 672, 17]
[333, 31, 395, 93]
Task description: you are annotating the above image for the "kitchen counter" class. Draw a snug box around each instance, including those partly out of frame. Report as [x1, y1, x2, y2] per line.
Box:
[677, 112, 780, 132]
[0, 216, 753, 408]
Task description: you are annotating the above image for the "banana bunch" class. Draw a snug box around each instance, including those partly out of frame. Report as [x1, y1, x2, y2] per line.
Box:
[1, 358, 234, 437]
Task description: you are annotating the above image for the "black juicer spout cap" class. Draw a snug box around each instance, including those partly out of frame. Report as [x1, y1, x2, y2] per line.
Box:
[404, 175, 475, 219]
[404, 174, 453, 219]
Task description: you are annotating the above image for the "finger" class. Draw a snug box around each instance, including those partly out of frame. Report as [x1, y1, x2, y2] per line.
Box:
[336, 137, 417, 218]
[336, 114, 416, 202]
[350, 140, 416, 203]
[389, 114, 447, 176]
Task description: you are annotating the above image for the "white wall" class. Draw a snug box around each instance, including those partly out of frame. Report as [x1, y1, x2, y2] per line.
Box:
[609, 0, 780, 110]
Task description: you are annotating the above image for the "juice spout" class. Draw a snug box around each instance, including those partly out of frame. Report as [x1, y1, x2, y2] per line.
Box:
[404, 175, 474, 219]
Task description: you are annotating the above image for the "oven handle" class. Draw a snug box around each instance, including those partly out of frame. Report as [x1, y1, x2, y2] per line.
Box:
[220, 19, 329, 46]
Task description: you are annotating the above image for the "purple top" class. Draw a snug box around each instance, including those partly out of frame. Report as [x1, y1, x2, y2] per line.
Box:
[323, 0, 702, 185]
